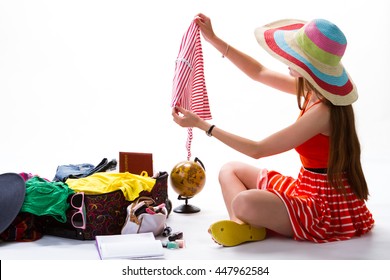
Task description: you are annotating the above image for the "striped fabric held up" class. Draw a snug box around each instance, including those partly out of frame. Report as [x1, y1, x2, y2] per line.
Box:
[172, 20, 212, 160]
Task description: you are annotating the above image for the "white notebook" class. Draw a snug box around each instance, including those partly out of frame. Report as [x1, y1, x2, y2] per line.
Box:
[95, 232, 164, 260]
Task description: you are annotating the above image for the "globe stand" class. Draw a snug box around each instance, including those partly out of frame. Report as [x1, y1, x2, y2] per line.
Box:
[173, 195, 200, 213]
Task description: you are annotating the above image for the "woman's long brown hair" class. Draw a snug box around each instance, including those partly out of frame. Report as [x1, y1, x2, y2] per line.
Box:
[297, 78, 369, 200]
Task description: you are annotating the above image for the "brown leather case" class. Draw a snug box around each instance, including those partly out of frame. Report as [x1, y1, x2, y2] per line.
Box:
[119, 152, 153, 175]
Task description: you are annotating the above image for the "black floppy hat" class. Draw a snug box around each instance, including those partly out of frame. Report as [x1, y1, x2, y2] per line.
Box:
[0, 173, 26, 233]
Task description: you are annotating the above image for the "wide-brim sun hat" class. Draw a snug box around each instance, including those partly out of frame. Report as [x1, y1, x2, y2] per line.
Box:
[255, 19, 357, 106]
[0, 173, 26, 233]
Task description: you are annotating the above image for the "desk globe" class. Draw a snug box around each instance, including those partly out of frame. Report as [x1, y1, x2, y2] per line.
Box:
[170, 157, 206, 213]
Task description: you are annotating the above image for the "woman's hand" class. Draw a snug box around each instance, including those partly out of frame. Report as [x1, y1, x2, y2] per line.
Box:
[171, 106, 203, 129]
[194, 13, 216, 43]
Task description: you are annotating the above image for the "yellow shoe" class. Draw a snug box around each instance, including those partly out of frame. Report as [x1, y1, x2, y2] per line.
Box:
[208, 220, 266, 247]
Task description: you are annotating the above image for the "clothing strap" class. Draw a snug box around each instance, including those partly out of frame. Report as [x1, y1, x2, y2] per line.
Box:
[303, 99, 322, 113]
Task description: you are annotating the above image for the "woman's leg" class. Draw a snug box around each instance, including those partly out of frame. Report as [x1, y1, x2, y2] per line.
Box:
[218, 161, 293, 237]
[232, 190, 293, 236]
[218, 161, 261, 221]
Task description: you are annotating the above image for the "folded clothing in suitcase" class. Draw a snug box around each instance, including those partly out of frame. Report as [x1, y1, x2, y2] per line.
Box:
[41, 171, 170, 240]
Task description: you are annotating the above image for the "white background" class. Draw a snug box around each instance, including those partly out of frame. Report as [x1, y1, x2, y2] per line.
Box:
[1, 0, 389, 180]
[0, 0, 389, 274]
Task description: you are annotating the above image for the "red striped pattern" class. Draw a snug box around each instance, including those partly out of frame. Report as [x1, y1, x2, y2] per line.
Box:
[172, 21, 212, 160]
[266, 168, 374, 243]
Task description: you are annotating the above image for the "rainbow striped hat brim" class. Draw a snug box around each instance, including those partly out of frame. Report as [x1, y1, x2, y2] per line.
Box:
[255, 19, 357, 106]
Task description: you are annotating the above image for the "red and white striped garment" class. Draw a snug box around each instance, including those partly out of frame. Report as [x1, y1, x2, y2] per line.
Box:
[171, 20, 212, 160]
[261, 168, 374, 243]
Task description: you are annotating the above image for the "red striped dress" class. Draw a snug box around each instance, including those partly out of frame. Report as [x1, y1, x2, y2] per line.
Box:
[259, 101, 374, 243]
[171, 20, 212, 160]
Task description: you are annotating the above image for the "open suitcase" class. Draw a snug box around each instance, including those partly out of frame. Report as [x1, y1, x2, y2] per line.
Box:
[41, 171, 171, 240]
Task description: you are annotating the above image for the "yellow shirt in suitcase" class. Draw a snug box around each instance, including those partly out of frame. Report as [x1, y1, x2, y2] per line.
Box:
[66, 172, 155, 201]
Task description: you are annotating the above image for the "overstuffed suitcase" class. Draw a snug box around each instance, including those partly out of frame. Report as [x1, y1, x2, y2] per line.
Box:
[41, 171, 171, 240]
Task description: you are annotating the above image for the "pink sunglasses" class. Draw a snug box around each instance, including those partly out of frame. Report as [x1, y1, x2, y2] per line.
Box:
[70, 192, 86, 229]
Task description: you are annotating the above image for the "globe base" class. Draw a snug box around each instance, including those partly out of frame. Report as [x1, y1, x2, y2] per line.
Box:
[173, 195, 200, 214]
[173, 204, 200, 214]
